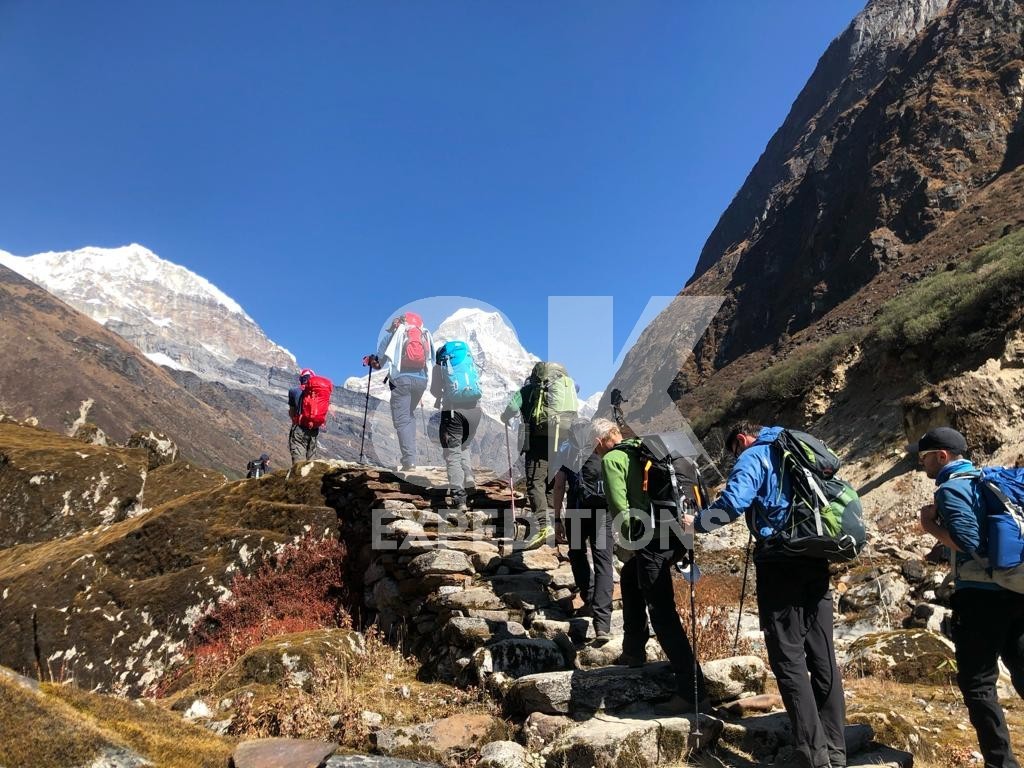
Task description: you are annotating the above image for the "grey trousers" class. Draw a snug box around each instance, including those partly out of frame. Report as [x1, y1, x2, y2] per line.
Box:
[289, 423, 319, 464]
[389, 375, 427, 467]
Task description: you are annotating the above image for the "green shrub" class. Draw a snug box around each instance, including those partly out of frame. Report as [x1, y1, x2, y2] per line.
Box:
[873, 228, 1024, 349]
[735, 329, 864, 404]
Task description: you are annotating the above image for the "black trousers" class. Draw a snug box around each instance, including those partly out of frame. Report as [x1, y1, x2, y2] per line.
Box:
[621, 543, 706, 701]
[524, 444, 551, 529]
[439, 407, 481, 503]
[951, 588, 1024, 768]
[564, 507, 614, 634]
[756, 557, 846, 768]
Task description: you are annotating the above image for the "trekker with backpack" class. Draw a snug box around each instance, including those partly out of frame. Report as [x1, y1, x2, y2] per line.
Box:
[377, 314, 434, 471]
[600, 419, 707, 711]
[287, 368, 333, 464]
[501, 361, 579, 550]
[689, 422, 851, 768]
[431, 340, 483, 511]
[551, 418, 615, 644]
[246, 453, 271, 478]
[915, 426, 1024, 768]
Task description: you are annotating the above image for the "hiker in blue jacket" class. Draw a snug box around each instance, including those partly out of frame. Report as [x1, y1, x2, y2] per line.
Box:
[689, 422, 846, 768]
[916, 426, 1024, 768]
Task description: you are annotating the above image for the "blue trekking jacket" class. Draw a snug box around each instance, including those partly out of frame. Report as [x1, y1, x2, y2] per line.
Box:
[934, 459, 1000, 591]
[695, 426, 793, 539]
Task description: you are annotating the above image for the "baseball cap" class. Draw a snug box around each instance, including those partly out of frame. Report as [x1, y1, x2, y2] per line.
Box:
[908, 427, 968, 455]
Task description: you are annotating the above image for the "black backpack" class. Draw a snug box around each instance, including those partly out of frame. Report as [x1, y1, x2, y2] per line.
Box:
[560, 420, 605, 507]
[756, 429, 866, 562]
[616, 433, 705, 553]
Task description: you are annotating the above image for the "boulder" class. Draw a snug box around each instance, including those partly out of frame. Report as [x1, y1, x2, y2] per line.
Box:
[702, 655, 767, 703]
[545, 710, 722, 768]
[214, 630, 364, 694]
[846, 630, 956, 683]
[522, 712, 574, 751]
[125, 430, 179, 469]
[443, 617, 493, 646]
[839, 572, 911, 614]
[325, 756, 440, 768]
[505, 548, 560, 572]
[478, 740, 530, 768]
[372, 714, 506, 762]
[408, 550, 474, 577]
[505, 662, 680, 716]
[231, 738, 338, 768]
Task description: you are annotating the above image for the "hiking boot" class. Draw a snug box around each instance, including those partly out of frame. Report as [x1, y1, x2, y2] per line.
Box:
[400, 462, 417, 472]
[613, 652, 646, 668]
[523, 525, 555, 551]
[590, 630, 611, 647]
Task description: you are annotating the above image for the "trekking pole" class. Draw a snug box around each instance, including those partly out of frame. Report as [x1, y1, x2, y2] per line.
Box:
[359, 357, 375, 464]
[689, 468, 706, 747]
[734, 533, 753, 655]
[505, 422, 517, 520]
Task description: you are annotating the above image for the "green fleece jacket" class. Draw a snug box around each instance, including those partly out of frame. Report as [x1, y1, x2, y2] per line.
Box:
[601, 438, 649, 541]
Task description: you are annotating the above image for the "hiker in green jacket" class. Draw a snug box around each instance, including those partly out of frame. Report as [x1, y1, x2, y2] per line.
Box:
[501, 362, 579, 551]
[600, 419, 706, 710]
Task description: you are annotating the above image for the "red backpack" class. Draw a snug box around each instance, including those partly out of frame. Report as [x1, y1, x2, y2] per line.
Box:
[400, 312, 427, 371]
[299, 375, 333, 429]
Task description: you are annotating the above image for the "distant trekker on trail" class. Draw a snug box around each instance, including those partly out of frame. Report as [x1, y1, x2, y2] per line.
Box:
[376, 313, 434, 471]
[246, 453, 270, 478]
[689, 422, 854, 768]
[915, 426, 1024, 768]
[288, 368, 333, 464]
[501, 361, 579, 550]
[431, 339, 483, 512]
[551, 418, 614, 644]
[600, 419, 707, 711]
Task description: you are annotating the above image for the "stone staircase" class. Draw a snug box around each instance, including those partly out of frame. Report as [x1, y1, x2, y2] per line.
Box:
[231, 462, 917, 768]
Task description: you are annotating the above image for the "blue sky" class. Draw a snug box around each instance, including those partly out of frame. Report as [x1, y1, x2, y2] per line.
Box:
[0, 1, 864, 396]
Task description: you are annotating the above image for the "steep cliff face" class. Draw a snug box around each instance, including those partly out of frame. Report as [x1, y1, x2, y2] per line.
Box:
[611, 0, 1024, 432]
[692, 0, 951, 283]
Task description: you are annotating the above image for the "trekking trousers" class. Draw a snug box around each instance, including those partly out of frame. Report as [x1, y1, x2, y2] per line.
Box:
[389, 375, 427, 467]
[951, 587, 1024, 768]
[756, 556, 846, 768]
[288, 423, 319, 464]
[564, 506, 615, 635]
[524, 444, 551, 530]
[621, 543, 706, 701]
[439, 406, 481, 504]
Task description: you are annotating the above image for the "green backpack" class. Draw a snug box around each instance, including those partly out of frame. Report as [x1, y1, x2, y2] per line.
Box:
[524, 362, 578, 442]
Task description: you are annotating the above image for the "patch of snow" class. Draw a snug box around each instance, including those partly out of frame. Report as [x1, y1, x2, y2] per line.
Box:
[144, 352, 187, 371]
[29, 475, 45, 485]
[184, 700, 213, 720]
[60, 490, 72, 517]
[68, 398, 94, 436]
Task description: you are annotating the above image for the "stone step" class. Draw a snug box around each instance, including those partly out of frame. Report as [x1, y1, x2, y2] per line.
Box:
[544, 709, 724, 768]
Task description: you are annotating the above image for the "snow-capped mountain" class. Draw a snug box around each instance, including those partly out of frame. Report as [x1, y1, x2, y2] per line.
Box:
[343, 308, 542, 420]
[0, 244, 295, 391]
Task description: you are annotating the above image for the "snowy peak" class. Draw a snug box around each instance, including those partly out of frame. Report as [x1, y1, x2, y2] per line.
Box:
[0, 244, 296, 391]
[0, 243, 250, 320]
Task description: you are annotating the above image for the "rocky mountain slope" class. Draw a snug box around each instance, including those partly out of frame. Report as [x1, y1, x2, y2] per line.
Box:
[0, 244, 295, 392]
[609, 0, 1024, 448]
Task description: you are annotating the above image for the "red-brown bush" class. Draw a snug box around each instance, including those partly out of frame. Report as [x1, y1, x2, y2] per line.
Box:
[176, 534, 350, 686]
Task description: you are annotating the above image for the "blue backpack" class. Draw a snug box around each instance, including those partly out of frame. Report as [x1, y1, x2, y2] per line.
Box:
[953, 467, 1024, 592]
[436, 340, 482, 405]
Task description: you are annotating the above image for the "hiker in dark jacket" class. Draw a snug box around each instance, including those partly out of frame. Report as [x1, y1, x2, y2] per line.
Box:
[551, 418, 614, 644]
[430, 346, 480, 512]
[689, 422, 845, 768]
[916, 426, 1024, 768]
[287, 368, 319, 464]
[602, 418, 706, 710]
[246, 453, 270, 478]
[501, 362, 578, 551]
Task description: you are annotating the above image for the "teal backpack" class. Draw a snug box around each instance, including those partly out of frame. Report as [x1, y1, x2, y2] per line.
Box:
[436, 341, 482, 406]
